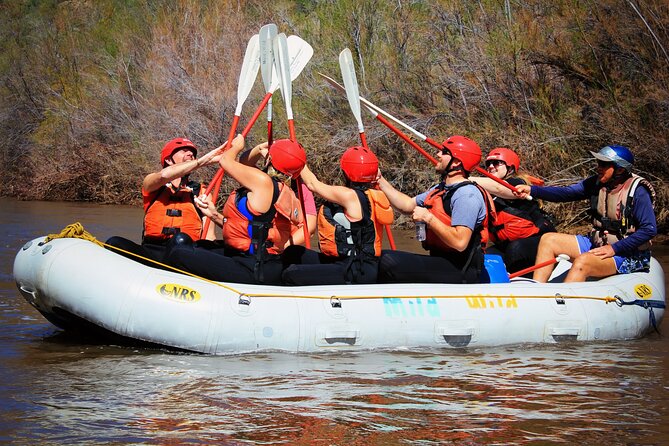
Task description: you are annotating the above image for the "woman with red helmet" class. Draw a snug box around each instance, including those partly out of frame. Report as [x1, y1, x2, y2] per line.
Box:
[376, 135, 495, 283]
[105, 137, 224, 266]
[167, 135, 308, 285]
[470, 147, 556, 275]
[282, 146, 394, 285]
[238, 140, 318, 246]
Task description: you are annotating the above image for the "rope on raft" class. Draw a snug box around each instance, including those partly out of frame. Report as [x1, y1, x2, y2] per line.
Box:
[43, 222, 243, 293]
[40, 224, 659, 311]
[43, 222, 104, 247]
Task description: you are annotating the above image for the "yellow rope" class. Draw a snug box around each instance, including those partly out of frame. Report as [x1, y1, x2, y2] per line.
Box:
[241, 292, 617, 303]
[42, 222, 617, 304]
[43, 222, 104, 247]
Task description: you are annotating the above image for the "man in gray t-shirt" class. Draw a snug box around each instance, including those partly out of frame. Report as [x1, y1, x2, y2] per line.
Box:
[376, 135, 489, 284]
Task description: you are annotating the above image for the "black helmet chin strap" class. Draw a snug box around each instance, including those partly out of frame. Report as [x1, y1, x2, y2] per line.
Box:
[442, 159, 466, 180]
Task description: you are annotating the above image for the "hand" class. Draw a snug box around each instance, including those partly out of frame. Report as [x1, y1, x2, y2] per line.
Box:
[412, 206, 433, 224]
[194, 194, 216, 217]
[230, 134, 245, 154]
[198, 143, 226, 167]
[513, 184, 531, 199]
[254, 141, 269, 159]
[589, 244, 615, 259]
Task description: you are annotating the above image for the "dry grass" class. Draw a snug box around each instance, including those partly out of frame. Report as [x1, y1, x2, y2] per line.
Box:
[1, 0, 667, 233]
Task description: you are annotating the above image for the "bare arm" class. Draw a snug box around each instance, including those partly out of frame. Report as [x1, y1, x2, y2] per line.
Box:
[220, 134, 273, 214]
[284, 214, 317, 248]
[470, 176, 517, 200]
[413, 206, 473, 251]
[194, 194, 225, 230]
[376, 171, 417, 215]
[142, 143, 224, 193]
[300, 165, 361, 220]
[239, 142, 269, 167]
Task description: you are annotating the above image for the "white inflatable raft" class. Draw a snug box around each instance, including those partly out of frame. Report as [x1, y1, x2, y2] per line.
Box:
[13, 236, 666, 354]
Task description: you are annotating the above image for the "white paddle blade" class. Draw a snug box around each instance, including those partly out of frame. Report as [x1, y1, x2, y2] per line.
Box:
[235, 34, 261, 115]
[317, 71, 429, 141]
[259, 24, 277, 92]
[269, 35, 313, 92]
[259, 24, 277, 125]
[273, 33, 293, 120]
[286, 35, 313, 80]
[339, 48, 364, 133]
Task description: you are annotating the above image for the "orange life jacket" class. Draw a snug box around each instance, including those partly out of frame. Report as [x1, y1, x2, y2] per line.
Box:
[143, 181, 203, 242]
[423, 181, 496, 256]
[222, 180, 303, 255]
[318, 188, 393, 258]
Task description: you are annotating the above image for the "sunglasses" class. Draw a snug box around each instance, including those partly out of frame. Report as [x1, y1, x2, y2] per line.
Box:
[440, 148, 452, 157]
[485, 159, 506, 168]
[596, 160, 614, 168]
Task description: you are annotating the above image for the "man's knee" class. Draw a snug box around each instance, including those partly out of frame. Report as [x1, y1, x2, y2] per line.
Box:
[571, 253, 595, 273]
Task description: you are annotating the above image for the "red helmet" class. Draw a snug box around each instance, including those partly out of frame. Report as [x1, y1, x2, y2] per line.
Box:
[268, 139, 306, 178]
[485, 147, 520, 172]
[160, 138, 197, 167]
[340, 146, 379, 182]
[442, 135, 481, 172]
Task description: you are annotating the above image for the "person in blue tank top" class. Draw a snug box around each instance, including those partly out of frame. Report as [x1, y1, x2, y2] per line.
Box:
[515, 145, 657, 282]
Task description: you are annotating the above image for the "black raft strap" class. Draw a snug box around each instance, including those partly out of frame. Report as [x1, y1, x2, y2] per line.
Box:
[615, 297, 666, 335]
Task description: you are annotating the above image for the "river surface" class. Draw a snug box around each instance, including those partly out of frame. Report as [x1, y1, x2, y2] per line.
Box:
[1, 198, 668, 444]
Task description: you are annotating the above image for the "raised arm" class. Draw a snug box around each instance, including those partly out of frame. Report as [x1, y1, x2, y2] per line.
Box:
[220, 134, 274, 214]
[376, 171, 417, 215]
[142, 143, 224, 193]
[300, 165, 360, 219]
[239, 141, 269, 167]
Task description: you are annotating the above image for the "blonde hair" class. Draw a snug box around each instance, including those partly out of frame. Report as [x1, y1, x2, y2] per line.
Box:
[265, 164, 292, 185]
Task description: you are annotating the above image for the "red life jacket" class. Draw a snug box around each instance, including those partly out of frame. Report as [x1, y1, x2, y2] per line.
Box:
[143, 181, 203, 242]
[222, 180, 303, 255]
[318, 188, 393, 258]
[488, 178, 556, 242]
[423, 181, 496, 256]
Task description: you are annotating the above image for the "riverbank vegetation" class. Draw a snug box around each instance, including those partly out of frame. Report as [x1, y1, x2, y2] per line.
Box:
[1, 0, 667, 232]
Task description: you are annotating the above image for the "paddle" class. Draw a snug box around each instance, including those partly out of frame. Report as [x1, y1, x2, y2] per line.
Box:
[202, 34, 261, 235]
[508, 254, 569, 279]
[203, 34, 313, 198]
[236, 34, 313, 147]
[259, 24, 277, 147]
[274, 33, 296, 141]
[318, 72, 443, 149]
[338, 49, 396, 250]
[318, 72, 531, 199]
[274, 33, 311, 248]
[322, 72, 438, 165]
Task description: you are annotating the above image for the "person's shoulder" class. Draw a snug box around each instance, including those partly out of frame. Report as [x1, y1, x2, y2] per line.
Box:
[632, 180, 654, 201]
[453, 182, 484, 200]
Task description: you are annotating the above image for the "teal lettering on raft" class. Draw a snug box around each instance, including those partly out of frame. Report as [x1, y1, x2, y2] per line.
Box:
[383, 297, 440, 318]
